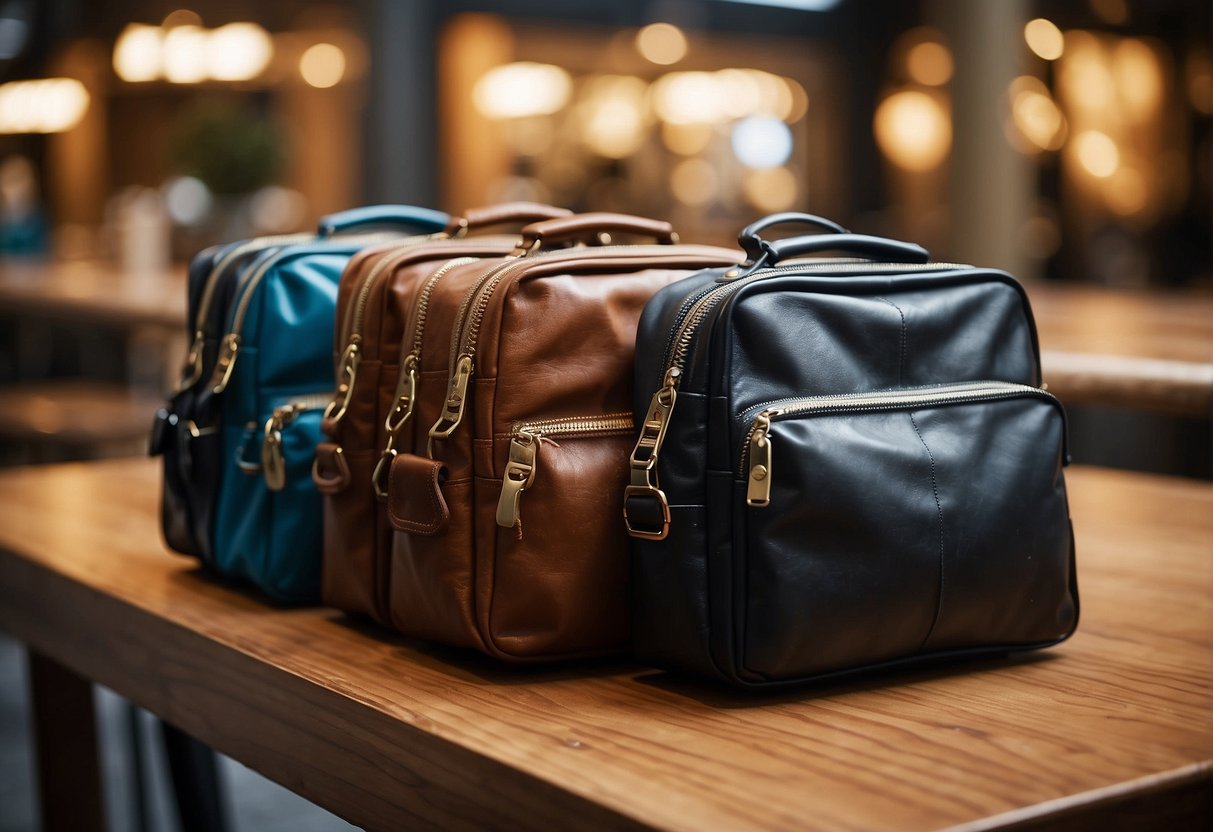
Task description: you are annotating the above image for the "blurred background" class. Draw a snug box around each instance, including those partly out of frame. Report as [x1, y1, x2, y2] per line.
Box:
[0, 0, 1210, 830]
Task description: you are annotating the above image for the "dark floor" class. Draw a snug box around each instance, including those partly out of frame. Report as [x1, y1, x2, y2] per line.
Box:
[0, 635, 359, 832]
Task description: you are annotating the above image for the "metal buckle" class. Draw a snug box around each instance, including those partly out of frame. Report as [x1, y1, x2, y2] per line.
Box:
[623, 484, 671, 540]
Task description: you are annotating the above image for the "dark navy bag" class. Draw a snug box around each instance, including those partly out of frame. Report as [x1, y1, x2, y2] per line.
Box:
[151, 206, 447, 600]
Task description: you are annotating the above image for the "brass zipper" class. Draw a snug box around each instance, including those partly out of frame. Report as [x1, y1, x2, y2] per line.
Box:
[260, 392, 333, 492]
[496, 413, 635, 528]
[371, 256, 480, 499]
[180, 232, 313, 390]
[208, 231, 397, 395]
[626, 260, 969, 538]
[740, 381, 1060, 506]
[428, 245, 721, 452]
[325, 234, 443, 424]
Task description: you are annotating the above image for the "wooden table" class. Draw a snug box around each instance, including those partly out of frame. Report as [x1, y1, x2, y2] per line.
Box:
[0, 459, 1208, 831]
[1026, 282, 1213, 416]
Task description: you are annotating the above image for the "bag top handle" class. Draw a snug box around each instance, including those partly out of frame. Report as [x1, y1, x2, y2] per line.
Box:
[517, 212, 679, 253]
[317, 205, 450, 237]
[444, 202, 572, 237]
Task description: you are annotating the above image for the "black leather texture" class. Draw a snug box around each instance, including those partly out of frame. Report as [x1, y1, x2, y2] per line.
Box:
[630, 232, 1078, 688]
[151, 243, 275, 562]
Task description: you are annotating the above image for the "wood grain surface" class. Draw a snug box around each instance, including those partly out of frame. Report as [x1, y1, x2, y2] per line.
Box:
[1027, 282, 1213, 415]
[0, 458, 1208, 831]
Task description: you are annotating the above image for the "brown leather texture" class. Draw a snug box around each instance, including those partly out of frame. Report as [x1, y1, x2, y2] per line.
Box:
[386, 242, 742, 661]
[318, 233, 537, 625]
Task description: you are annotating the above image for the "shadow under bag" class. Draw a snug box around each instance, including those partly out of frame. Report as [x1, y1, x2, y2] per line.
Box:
[624, 213, 1079, 688]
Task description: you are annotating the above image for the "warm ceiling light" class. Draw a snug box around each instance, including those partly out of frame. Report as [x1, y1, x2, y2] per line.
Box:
[1073, 130, 1119, 178]
[473, 62, 571, 119]
[207, 23, 273, 82]
[743, 166, 799, 212]
[0, 78, 89, 133]
[162, 9, 203, 28]
[635, 23, 687, 66]
[907, 40, 953, 86]
[162, 25, 208, 83]
[577, 75, 649, 158]
[873, 89, 951, 171]
[1025, 18, 1064, 61]
[299, 42, 346, 88]
[113, 24, 163, 82]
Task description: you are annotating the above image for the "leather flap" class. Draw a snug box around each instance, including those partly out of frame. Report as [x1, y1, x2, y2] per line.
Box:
[387, 453, 450, 535]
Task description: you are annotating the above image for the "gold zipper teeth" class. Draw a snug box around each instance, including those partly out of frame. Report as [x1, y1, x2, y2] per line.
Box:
[228, 231, 397, 343]
[452, 244, 713, 375]
[344, 233, 442, 350]
[194, 232, 313, 335]
[738, 381, 1051, 477]
[515, 413, 635, 436]
[407, 257, 478, 364]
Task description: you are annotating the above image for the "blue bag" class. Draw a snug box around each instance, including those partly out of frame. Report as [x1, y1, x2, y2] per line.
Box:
[204, 205, 448, 601]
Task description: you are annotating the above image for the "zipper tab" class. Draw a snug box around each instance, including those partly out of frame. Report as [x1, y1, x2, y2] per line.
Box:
[179, 330, 206, 391]
[384, 355, 418, 435]
[324, 338, 362, 423]
[427, 354, 473, 457]
[261, 396, 329, 491]
[746, 410, 778, 507]
[623, 367, 680, 540]
[372, 358, 418, 501]
[209, 334, 241, 394]
[496, 428, 540, 528]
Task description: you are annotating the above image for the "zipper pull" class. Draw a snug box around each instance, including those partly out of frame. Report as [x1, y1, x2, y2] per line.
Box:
[496, 428, 540, 528]
[427, 354, 473, 457]
[384, 355, 418, 435]
[208, 334, 241, 394]
[178, 330, 206, 390]
[262, 405, 293, 492]
[746, 411, 776, 507]
[323, 338, 361, 423]
[623, 367, 680, 540]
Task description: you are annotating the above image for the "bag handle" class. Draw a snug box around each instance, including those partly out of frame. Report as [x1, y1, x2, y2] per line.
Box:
[733, 212, 928, 277]
[444, 202, 572, 236]
[317, 204, 450, 237]
[738, 212, 849, 261]
[517, 212, 679, 254]
[766, 233, 929, 265]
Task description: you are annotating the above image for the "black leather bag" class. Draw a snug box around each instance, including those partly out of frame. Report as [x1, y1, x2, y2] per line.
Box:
[624, 213, 1079, 687]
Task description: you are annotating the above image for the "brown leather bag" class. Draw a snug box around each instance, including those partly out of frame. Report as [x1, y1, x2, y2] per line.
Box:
[313, 203, 571, 624]
[385, 214, 742, 660]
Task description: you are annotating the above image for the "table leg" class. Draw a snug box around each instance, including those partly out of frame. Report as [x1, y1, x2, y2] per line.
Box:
[27, 649, 106, 832]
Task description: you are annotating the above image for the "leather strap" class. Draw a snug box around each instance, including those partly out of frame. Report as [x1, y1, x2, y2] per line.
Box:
[519, 213, 678, 250]
[444, 202, 571, 236]
[387, 453, 450, 535]
[311, 442, 350, 494]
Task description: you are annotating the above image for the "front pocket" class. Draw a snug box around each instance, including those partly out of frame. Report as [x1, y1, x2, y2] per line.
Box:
[737, 382, 1075, 682]
[483, 415, 635, 658]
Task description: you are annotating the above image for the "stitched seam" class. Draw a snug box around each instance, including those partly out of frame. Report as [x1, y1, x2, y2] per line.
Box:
[909, 412, 946, 650]
[878, 295, 946, 649]
[875, 295, 907, 385]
